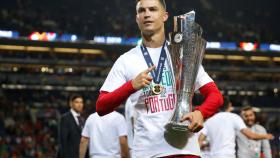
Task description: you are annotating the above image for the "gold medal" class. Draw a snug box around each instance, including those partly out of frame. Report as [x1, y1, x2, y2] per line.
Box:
[152, 84, 163, 95]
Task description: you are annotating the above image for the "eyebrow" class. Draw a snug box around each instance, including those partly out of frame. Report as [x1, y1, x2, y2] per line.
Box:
[137, 5, 159, 13]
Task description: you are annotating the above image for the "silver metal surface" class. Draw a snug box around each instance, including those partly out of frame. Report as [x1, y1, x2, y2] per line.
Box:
[164, 11, 206, 148]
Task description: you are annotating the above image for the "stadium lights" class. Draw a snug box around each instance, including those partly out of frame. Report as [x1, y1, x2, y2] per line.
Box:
[54, 47, 79, 53]
[26, 46, 50, 52]
[80, 49, 104, 55]
[226, 55, 246, 60]
[204, 54, 225, 60]
[272, 57, 280, 62]
[250, 56, 271, 61]
[240, 42, 258, 51]
[0, 45, 25, 50]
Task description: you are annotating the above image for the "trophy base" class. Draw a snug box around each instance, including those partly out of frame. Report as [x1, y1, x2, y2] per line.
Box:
[164, 122, 192, 149]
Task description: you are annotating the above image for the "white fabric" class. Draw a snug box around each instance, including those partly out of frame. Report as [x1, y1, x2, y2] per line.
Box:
[70, 108, 80, 126]
[82, 112, 127, 158]
[101, 45, 213, 158]
[201, 112, 247, 158]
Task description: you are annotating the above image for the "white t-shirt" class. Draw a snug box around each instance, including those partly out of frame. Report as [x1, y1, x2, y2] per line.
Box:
[101, 45, 213, 158]
[82, 112, 127, 158]
[201, 112, 247, 158]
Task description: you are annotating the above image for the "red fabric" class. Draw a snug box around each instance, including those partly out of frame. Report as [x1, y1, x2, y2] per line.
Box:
[195, 82, 223, 119]
[96, 80, 137, 116]
[164, 155, 200, 158]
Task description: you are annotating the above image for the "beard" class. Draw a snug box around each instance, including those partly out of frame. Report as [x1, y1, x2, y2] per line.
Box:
[142, 29, 155, 37]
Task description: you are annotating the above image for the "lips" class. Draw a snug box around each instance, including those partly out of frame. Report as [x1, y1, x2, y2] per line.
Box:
[144, 21, 153, 24]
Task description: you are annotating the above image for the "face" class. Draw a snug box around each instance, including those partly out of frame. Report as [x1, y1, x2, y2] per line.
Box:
[70, 97, 84, 114]
[241, 109, 256, 127]
[136, 0, 168, 35]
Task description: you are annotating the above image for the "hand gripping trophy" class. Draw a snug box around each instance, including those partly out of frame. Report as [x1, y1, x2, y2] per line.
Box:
[164, 11, 207, 148]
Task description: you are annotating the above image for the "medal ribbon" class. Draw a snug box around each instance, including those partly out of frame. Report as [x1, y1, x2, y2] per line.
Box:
[140, 40, 167, 84]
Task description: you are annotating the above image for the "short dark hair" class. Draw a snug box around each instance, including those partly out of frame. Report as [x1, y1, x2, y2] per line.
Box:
[136, 0, 166, 10]
[69, 93, 83, 103]
[241, 105, 253, 111]
[220, 96, 231, 111]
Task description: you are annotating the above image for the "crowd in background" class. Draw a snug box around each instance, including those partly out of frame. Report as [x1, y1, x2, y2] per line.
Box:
[0, 89, 279, 157]
[0, 90, 97, 158]
[0, 0, 279, 43]
[0, 0, 279, 157]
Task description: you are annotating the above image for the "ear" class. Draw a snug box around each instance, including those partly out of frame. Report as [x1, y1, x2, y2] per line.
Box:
[136, 14, 139, 24]
[163, 11, 169, 22]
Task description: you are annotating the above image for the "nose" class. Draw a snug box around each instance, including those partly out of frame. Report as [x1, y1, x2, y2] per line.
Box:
[144, 10, 151, 19]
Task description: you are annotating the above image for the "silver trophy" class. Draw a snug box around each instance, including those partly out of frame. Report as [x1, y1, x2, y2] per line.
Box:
[164, 11, 206, 148]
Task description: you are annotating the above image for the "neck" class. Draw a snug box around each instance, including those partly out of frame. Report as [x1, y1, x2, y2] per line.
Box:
[142, 31, 165, 48]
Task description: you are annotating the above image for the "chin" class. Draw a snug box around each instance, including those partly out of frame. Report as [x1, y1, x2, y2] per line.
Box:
[143, 30, 154, 36]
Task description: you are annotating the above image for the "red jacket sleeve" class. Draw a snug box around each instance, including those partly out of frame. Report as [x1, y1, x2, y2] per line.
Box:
[96, 80, 137, 116]
[195, 82, 224, 119]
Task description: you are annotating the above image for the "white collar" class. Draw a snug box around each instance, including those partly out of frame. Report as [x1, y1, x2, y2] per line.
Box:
[70, 108, 80, 117]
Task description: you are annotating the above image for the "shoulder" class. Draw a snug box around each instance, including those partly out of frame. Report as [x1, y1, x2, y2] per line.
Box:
[254, 124, 267, 132]
[119, 46, 141, 59]
[227, 112, 243, 120]
[111, 111, 125, 120]
[87, 113, 98, 121]
[112, 46, 141, 68]
[61, 111, 71, 119]
[84, 113, 98, 126]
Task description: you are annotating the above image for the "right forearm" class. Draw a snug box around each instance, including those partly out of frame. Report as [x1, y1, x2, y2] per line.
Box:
[96, 80, 136, 116]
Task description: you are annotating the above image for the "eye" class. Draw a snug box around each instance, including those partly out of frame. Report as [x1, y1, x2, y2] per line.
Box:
[149, 7, 158, 12]
[137, 7, 145, 14]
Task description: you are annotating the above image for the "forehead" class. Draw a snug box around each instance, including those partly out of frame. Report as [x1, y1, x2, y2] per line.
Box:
[242, 109, 254, 115]
[136, 0, 163, 10]
[72, 97, 83, 102]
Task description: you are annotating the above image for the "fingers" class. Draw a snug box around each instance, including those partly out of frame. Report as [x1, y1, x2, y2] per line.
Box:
[267, 134, 274, 140]
[144, 65, 156, 74]
[180, 113, 191, 122]
[180, 111, 204, 132]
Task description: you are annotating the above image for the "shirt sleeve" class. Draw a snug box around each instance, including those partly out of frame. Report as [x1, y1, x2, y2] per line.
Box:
[259, 126, 272, 158]
[194, 65, 213, 91]
[82, 116, 92, 138]
[116, 114, 128, 137]
[101, 55, 127, 92]
[233, 114, 247, 131]
[200, 126, 208, 136]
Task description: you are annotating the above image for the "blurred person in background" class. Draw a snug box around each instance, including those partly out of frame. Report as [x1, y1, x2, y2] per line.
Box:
[237, 105, 272, 158]
[58, 94, 86, 158]
[199, 97, 274, 158]
[79, 111, 129, 158]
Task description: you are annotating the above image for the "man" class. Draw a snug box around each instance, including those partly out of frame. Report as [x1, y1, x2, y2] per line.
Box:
[58, 94, 85, 158]
[237, 106, 272, 158]
[198, 97, 274, 158]
[79, 111, 130, 158]
[96, 0, 224, 157]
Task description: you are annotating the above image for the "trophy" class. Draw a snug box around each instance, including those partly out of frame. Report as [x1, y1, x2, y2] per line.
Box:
[164, 11, 206, 148]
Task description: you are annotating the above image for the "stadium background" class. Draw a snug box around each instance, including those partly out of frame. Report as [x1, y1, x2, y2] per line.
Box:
[0, 0, 279, 157]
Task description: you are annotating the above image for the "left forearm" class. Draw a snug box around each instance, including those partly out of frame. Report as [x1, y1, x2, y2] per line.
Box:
[79, 137, 89, 158]
[195, 82, 223, 119]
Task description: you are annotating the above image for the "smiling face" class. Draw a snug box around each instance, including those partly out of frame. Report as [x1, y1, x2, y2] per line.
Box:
[241, 108, 256, 127]
[136, 0, 168, 36]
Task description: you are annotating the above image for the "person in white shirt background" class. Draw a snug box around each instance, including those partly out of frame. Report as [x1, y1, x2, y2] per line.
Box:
[79, 111, 130, 158]
[198, 96, 274, 158]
